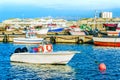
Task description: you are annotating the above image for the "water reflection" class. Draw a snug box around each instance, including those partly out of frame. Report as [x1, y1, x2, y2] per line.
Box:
[9, 62, 75, 79]
[93, 46, 120, 50]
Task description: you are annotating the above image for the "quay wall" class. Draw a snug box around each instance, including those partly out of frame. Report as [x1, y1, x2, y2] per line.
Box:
[0, 34, 93, 44]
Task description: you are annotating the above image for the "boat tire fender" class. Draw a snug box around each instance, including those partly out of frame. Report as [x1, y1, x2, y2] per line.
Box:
[46, 44, 52, 52]
[77, 39, 83, 44]
[3, 34, 8, 43]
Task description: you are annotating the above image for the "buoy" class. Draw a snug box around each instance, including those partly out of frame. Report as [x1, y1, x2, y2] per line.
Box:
[99, 63, 106, 72]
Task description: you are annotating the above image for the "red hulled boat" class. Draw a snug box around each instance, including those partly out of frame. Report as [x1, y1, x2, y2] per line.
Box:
[93, 37, 120, 47]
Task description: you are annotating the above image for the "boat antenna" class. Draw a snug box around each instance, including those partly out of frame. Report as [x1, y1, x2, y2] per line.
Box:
[94, 10, 97, 29]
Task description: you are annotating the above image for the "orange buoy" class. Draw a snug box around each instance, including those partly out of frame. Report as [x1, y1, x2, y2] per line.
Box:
[99, 63, 106, 72]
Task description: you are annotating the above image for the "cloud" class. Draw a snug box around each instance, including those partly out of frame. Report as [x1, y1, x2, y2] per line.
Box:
[1, 0, 120, 10]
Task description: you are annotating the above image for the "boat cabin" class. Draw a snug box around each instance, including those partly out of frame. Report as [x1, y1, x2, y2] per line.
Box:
[103, 24, 118, 31]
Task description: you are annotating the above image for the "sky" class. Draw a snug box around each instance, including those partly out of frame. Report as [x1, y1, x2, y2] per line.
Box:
[0, 0, 120, 22]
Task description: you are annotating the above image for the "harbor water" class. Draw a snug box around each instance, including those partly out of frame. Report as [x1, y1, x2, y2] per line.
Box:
[0, 43, 120, 79]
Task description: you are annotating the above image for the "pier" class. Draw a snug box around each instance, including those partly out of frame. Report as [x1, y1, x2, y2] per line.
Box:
[38, 35, 93, 44]
[0, 31, 93, 44]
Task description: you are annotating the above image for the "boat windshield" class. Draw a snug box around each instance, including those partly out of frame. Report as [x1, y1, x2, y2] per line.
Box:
[42, 41, 51, 45]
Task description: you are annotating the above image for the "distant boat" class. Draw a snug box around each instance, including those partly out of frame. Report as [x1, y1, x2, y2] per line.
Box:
[47, 23, 65, 32]
[93, 37, 120, 47]
[13, 29, 44, 44]
[69, 28, 86, 35]
[48, 27, 64, 32]
[35, 28, 49, 34]
[13, 38, 44, 44]
[10, 41, 79, 64]
[22, 26, 49, 35]
[103, 23, 120, 36]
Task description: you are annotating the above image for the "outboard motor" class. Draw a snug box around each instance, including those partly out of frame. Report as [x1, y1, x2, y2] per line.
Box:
[14, 48, 22, 53]
[21, 47, 28, 52]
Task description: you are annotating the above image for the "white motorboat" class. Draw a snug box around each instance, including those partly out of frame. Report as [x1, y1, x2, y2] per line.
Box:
[10, 42, 79, 64]
[10, 51, 76, 64]
[69, 28, 86, 35]
[13, 38, 44, 44]
[35, 28, 49, 34]
[21, 27, 49, 35]
[13, 29, 44, 44]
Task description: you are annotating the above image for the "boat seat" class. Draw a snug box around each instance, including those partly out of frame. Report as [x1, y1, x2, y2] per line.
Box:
[21, 47, 28, 52]
[14, 48, 22, 53]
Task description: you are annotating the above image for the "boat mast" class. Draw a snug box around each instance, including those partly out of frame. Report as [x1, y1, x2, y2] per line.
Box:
[94, 10, 97, 29]
[93, 10, 99, 36]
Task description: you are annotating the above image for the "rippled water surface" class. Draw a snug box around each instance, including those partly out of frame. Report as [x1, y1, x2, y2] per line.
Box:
[0, 43, 120, 79]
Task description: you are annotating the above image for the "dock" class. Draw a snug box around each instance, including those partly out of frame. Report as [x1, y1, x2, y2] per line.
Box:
[0, 31, 93, 44]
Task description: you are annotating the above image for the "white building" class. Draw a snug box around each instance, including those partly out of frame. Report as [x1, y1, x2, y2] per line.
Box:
[100, 12, 112, 18]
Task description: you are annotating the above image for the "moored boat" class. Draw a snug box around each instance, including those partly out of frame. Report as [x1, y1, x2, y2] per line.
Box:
[22, 26, 49, 35]
[93, 37, 120, 47]
[35, 28, 49, 34]
[103, 23, 120, 36]
[48, 27, 64, 32]
[13, 28, 44, 44]
[69, 28, 86, 35]
[13, 38, 44, 44]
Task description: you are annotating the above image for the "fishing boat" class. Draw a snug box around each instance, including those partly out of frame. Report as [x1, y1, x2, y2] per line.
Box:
[69, 28, 86, 35]
[22, 28, 49, 35]
[93, 37, 120, 47]
[103, 23, 120, 36]
[67, 24, 92, 35]
[35, 28, 49, 34]
[47, 23, 65, 32]
[48, 27, 64, 32]
[22, 25, 49, 35]
[13, 29, 44, 44]
[10, 41, 79, 64]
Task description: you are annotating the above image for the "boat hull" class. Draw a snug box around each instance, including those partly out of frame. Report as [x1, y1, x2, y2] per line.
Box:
[69, 31, 86, 35]
[48, 27, 64, 32]
[107, 31, 120, 36]
[35, 28, 49, 34]
[13, 38, 44, 44]
[69, 28, 86, 35]
[10, 51, 76, 64]
[93, 37, 120, 47]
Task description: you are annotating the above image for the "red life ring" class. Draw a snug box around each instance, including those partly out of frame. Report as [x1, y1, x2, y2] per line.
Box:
[38, 46, 44, 52]
[46, 44, 52, 52]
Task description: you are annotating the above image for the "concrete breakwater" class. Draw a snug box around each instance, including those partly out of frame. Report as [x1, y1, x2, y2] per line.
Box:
[0, 33, 93, 44]
[38, 35, 93, 44]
